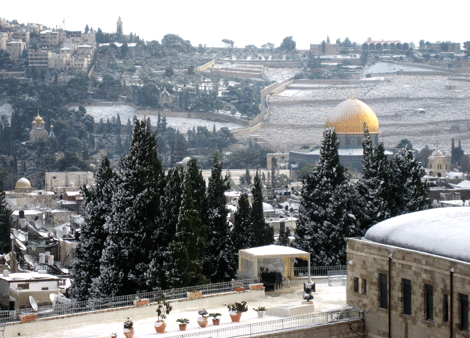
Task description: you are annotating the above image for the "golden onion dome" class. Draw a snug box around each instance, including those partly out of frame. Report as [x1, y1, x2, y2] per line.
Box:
[15, 177, 31, 189]
[326, 98, 379, 134]
[34, 113, 45, 124]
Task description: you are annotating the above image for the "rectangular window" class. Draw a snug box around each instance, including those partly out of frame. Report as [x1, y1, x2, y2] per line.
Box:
[379, 273, 388, 309]
[426, 284, 434, 321]
[403, 279, 412, 315]
[461, 294, 469, 332]
[444, 294, 449, 323]
[362, 279, 367, 294]
[354, 277, 359, 293]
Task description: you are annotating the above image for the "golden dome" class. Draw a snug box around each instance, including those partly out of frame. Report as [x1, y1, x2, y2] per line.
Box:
[34, 113, 45, 124]
[326, 98, 379, 134]
[15, 177, 31, 189]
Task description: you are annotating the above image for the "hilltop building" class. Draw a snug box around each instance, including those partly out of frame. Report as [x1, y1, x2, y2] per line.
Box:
[29, 113, 50, 142]
[347, 207, 470, 338]
[289, 94, 390, 174]
[117, 16, 123, 34]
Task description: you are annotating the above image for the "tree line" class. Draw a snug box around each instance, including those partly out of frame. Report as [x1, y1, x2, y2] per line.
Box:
[295, 127, 429, 265]
[69, 120, 273, 300]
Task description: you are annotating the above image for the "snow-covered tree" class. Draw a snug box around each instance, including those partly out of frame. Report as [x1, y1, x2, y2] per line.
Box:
[294, 128, 353, 265]
[164, 173, 208, 288]
[354, 128, 391, 233]
[0, 181, 12, 254]
[147, 166, 183, 290]
[92, 120, 163, 297]
[186, 158, 207, 220]
[389, 146, 429, 216]
[203, 155, 236, 282]
[69, 156, 114, 300]
[250, 171, 274, 247]
[232, 192, 252, 252]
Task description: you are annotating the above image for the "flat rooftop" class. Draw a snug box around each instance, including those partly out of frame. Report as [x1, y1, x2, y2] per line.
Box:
[25, 280, 346, 338]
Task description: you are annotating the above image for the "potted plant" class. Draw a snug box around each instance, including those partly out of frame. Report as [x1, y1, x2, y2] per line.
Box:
[197, 309, 209, 328]
[187, 287, 203, 300]
[123, 318, 134, 338]
[176, 318, 189, 331]
[209, 313, 221, 325]
[154, 295, 173, 333]
[254, 306, 267, 318]
[227, 301, 248, 322]
[133, 295, 149, 306]
[111, 333, 117, 338]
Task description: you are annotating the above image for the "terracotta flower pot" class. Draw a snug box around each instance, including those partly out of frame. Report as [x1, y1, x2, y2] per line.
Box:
[230, 312, 242, 322]
[179, 324, 187, 331]
[154, 321, 166, 333]
[123, 327, 134, 338]
[198, 317, 208, 328]
[212, 318, 220, 325]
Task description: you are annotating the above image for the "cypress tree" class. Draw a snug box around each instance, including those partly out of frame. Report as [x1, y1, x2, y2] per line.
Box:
[91, 120, 163, 297]
[389, 146, 430, 216]
[250, 171, 273, 247]
[232, 192, 252, 252]
[204, 155, 236, 282]
[294, 128, 352, 265]
[186, 158, 207, 220]
[0, 180, 12, 254]
[69, 156, 114, 300]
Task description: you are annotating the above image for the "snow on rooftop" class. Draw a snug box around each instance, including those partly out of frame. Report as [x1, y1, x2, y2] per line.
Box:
[240, 244, 310, 257]
[365, 207, 470, 263]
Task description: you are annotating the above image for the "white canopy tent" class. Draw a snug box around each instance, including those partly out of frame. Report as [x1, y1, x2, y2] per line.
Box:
[238, 245, 311, 282]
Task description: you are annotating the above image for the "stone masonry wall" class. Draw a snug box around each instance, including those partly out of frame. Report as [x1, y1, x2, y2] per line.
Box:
[251, 319, 364, 338]
[347, 238, 470, 338]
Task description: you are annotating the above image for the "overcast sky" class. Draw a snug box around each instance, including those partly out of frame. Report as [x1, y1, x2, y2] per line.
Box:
[2, 0, 468, 49]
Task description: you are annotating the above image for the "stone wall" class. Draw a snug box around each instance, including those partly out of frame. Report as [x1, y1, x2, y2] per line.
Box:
[251, 319, 364, 338]
[347, 238, 470, 338]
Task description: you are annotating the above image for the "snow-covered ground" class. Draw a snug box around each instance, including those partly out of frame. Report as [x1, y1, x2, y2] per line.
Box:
[24, 281, 346, 338]
[238, 72, 470, 152]
[363, 62, 436, 75]
[69, 105, 242, 133]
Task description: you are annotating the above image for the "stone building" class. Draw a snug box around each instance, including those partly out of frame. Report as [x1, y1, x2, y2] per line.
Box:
[347, 207, 470, 338]
[289, 94, 391, 173]
[428, 148, 451, 178]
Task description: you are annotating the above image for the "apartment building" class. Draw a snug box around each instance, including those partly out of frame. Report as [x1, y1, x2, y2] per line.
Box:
[28, 50, 51, 67]
[6, 41, 25, 60]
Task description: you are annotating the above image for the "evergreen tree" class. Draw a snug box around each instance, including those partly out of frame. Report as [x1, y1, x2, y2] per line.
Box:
[250, 171, 274, 247]
[147, 167, 183, 290]
[276, 227, 291, 246]
[0, 180, 12, 254]
[389, 146, 430, 216]
[91, 120, 163, 297]
[186, 158, 207, 220]
[204, 155, 236, 282]
[294, 129, 352, 265]
[69, 156, 114, 300]
[164, 173, 207, 288]
[232, 192, 252, 252]
[354, 128, 391, 234]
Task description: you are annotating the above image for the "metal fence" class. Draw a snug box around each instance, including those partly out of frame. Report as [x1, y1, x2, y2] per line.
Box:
[0, 277, 260, 324]
[171, 307, 363, 338]
[293, 265, 347, 277]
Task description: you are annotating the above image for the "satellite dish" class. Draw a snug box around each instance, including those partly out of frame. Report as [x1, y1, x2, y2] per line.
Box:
[24, 254, 35, 267]
[49, 294, 58, 308]
[17, 232, 26, 242]
[13, 229, 19, 238]
[29, 296, 38, 311]
[9, 234, 14, 240]
[15, 239, 27, 251]
[56, 293, 72, 304]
